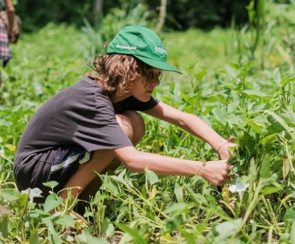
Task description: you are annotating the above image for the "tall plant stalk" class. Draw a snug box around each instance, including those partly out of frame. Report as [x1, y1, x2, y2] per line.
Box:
[156, 0, 167, 33]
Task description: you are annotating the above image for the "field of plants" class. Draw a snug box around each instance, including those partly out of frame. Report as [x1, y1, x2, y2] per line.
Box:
[0, 2, 294, 243]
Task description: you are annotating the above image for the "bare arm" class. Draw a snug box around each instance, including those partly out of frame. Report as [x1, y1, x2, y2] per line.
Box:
[4, 0, 15, 41]
[115, 146, 231, 186]
[144, 102, 234, 159]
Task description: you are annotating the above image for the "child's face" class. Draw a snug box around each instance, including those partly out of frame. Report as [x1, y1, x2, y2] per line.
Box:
[130, 69, 161, 102]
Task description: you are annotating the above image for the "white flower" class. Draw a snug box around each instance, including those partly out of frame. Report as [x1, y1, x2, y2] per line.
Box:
[21, 187, 43, 203]
[228, 182, 248, 193]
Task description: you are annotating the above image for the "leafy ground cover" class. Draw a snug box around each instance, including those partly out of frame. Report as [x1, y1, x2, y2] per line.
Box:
[0, 2, 295, 243]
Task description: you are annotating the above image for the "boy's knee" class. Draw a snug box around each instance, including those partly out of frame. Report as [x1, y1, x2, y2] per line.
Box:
[116, 111, 145, 145]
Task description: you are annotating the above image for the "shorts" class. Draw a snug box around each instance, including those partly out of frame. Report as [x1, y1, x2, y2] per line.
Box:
[14, 146, 91, 200]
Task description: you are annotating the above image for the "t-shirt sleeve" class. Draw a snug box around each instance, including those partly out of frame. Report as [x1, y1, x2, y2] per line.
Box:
[133, 96, 159, 111]
[72, 89, 132, 152]
[114, 96, 159, 113]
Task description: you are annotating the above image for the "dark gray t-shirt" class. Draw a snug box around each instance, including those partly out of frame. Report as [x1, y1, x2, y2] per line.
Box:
[15, 76, 158, 164]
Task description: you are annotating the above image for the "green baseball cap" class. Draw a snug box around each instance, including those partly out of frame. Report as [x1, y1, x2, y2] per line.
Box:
[107, 25, 181, 74]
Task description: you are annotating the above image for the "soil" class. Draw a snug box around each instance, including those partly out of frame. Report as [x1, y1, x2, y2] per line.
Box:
[0, 204, 13, 217]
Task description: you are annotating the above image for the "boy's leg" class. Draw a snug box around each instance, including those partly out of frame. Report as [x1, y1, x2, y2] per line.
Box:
[59, 111, 145, 200]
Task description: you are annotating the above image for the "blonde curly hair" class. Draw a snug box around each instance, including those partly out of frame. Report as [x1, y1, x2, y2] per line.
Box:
[90, 54, 161, 97]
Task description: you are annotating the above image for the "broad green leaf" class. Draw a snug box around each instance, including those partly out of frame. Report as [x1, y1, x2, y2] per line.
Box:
[51, 233, 63, 244]
[246, 118, 265, 133]
[215, 218, 242, 239]
[282, 112, 295, 126]
[145, 168, 159, 185]
[273, 68, 282, 85]
[42, 217, 61, 243]
[249, 157, 257, 180]
[180, 229, 197, 244]
[43, 194, 62, 212]
[110, 175, 129, 186]
[0, 188, 21, 202]
[102, 218, 115, 238]
[149, 185, 157, 199]
[29, 229, 40, 244]
[284, 207, 295, 221]
[43, 181, 59, 190]
[16, 194, 30, 209]
[164, 202, 187, 214]
[242, 89, 269, 98]
[0, 214, 9, 238]
[259, 154, 271, 178]
[212, 108, 227, 126]
[280, 74, 295, 86]
[283, 157, 291, 178]
[261, 185, 282, 195]
[103, 177, 120, 195]
[260, 133, 278, 144]
[76, 231, 108, 244]
[265, 110, 294, 138]
[0, 119, 12, 126]
[195, 68, 206, 81]
[186, 187, 207, 204]
[291, 221, 295, 244]
[55, 214, 75, 228]
[225, 65, 237, 78]
[174, 183, 184, 202]
[116, 223, 148, 244]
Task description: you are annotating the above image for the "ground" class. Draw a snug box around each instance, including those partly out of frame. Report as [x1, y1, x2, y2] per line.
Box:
[0, 204, 12, 217]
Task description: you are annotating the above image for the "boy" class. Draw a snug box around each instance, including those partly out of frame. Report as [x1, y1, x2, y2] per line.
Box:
[14, 25, 234, 204]
[0, 0, 17, 85]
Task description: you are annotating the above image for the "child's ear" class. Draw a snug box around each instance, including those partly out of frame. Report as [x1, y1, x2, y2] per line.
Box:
[84, 71, 96, 79]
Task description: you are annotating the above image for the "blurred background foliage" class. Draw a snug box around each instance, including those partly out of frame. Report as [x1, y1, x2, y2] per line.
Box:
[15, 0, 288, 32]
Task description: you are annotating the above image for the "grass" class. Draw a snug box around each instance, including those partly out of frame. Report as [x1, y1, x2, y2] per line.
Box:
[0, 2, 295, 242]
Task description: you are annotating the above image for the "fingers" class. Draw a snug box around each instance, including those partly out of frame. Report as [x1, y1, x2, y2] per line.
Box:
[203, 160, 234, 186]
[226, 164, 233, 172]
[217, 162, 233, 185]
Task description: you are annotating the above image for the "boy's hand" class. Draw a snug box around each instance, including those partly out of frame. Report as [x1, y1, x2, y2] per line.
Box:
[218, 142, 237, 160]
[199, 160, 232, 186]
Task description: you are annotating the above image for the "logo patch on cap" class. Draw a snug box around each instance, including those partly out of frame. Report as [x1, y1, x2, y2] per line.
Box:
[155, 46, 167, 55]
[116, 44, 137, 50]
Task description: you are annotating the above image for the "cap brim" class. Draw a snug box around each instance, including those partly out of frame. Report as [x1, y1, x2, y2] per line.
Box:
[135, 55, 182, 74]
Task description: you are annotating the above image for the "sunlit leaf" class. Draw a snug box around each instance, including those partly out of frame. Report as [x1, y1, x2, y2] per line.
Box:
[5, 144, 16, 153]
[265, 110, 294, 137]
[283, 157, 291, 179]
[55, 214, 75, 228]
[225, 65, 237, 78]
[215, 218, 242, 239]
[145, 168, 159, 185]
[291, 221, 295, 244]
[0, 188, 21, 202]
[242, 90, 269, 98]
[261, 185, 282, 195]
[43, 194, 62, 212]
[174, 183, 184, 202]
[43, 181, 59, 190]
[149, 185, 157, 199]
[102, 218, 115, 238]
[116, 223, 148, 244]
